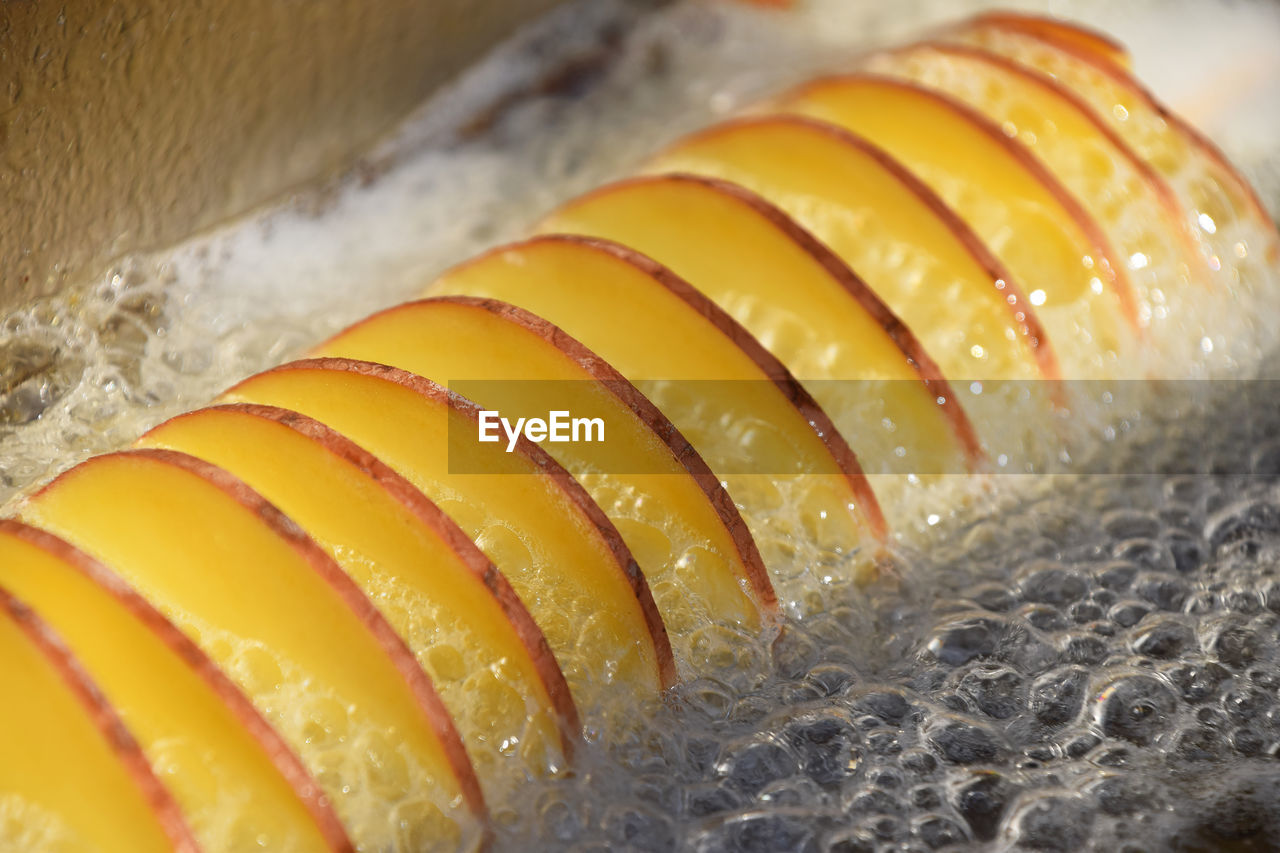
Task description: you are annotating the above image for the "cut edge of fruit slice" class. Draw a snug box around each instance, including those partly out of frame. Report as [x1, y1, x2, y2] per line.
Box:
[897, 40, 1208, 276]
[781, 74, 1143, 334]
[415, 293, 781, 620]
[954, 10, 1130, 70]
[962, 16, 1280, 260]
[0, 584, 201, 853]
[548, 171, 1007, 446]
[152, 401, 584, 758]
[467, 234, 894, 540]
[274, 355, 682, 690]
[658, 114, 1064, 385]
[28, 447, 490, 824]
[0, 518, 355, 852]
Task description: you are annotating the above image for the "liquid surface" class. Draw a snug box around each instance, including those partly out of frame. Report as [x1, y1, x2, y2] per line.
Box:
[491, 376, 1280, 851]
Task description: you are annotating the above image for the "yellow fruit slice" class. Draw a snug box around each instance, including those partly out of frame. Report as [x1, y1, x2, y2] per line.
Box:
[948, 19, 1278, 240]
[946, 20, 1280, 360]
[865, 42, 1205, 349]
[139, 404, 578, 793]
[773, 76, 1140, 376]
[223, 359, 675, 712]
[646, 118, 1054, 382]
[19, 450, 484, 853]
[314, 300, 775, 656]
[0, 587, 195, 853]
[961, 11, 1131, 70]
[0, 521, 350, 853]
[541, 173, 985, 468]
[422, 237, 886, 587]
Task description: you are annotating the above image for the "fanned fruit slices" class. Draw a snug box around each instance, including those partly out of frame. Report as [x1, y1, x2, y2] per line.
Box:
[0, 521, 349, 852]
[222, 360, 677, 714]
[3, 11, 1275, 851]
[944, 12, 1280, 365]
[18, 450, 486, 852]
[311, 299, 775, 657]
[0, 586, 196, 853]
[771, 74, 1141, 376]
[137, 404, 580, 796]
[411, 239, 887, 588]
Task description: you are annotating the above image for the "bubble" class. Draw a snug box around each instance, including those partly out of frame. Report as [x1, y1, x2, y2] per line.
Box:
[1029, 666, 1089, 727]
[1130, 619, 1196, 659]
[1103, 510, 1163, 541]
[1133, 574, 1191, 612]
[949, 770, 1015, 842]
[1095, 561, 1141, 591]
[845, 687, 914, 725]
[1163, 660, 1231, 704]
[1202, 618, 1264, 668]
[1093, 674, 1178, 745]
[956, 663, 1025, 719]
[925, 616, 1003, 666]
[925, 716, 1007, 765]
[715, 736, 801, 796]
[1017, 561, 1089, 606]
[603, 803, 674, 852]
[779, 709, 861, 788]
[693, 809, 820, 853]
[1205, 498, 1280, 552]
[1003, 792, 1095, 850]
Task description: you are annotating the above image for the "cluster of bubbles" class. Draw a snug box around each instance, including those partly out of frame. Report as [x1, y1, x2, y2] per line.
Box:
[0, 263, 320, 505]
[496, 380, 1280, 851]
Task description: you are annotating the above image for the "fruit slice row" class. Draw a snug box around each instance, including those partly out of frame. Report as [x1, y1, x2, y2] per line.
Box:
[953, 11, 1132, 71]
[0, 585, 197, 853]
[863, 42, 1204, 359]
[0, 521, 351, 852]
[314, 299, 775, 659]
[417, 237, 886, 578]
[223, 359, 676, 712]
[19, 450, 486, 852]
[945, 14, 1280, 364]
[139, 404, 580, 793]
[540, 174, 989, 508]
[2, 12, 1271, 849]
[773, 74, 1140, 377]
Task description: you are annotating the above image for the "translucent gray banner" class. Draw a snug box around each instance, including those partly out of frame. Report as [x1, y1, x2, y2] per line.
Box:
[445, 379, 1280, 476]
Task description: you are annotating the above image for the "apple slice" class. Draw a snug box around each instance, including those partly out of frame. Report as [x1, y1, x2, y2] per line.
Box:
[944, 19, 1280, 352]
[222, 359, 677, 711]
[772, 75, 1141, 376]
[139, 404, 579, 794]
[0, 521, 352, 852]
[644, 119, 1054, 382]
[541, 173, 987, 456]
[863, 42, 1208, 358]
[311, 302, 776, 653]
[0, 586, 196, 853]
[954, 11, 1131, 70]
[18, 450, 485, 853]
[415, 238, 887, 579]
